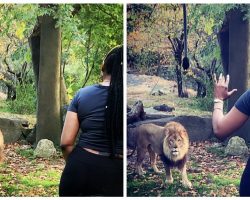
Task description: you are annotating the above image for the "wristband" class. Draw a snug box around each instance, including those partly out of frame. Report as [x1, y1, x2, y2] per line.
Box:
[214, 107, 223, 111]
[214, 98, 224, 103]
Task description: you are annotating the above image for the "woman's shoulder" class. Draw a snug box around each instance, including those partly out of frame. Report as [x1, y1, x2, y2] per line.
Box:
[77, 84, 108, 94]
[239, 89, 250, 101]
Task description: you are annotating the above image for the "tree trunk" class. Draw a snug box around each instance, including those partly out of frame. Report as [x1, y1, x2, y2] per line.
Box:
[60, 76, 69, 107]
[175, 65, 184, 97]
[227, 8, 250, 142]
[196, 81, 206, 98]
[217, 18, 229, 75]
[29, 25, 40, 88]
[36, 15, 62, 145]
[168, 36, 184, 98]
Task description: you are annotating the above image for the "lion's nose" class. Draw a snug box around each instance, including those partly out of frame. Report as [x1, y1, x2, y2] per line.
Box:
[173, 147, 177, 151]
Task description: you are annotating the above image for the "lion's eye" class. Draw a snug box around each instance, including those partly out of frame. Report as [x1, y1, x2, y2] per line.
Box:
[177, 138, 181, 142]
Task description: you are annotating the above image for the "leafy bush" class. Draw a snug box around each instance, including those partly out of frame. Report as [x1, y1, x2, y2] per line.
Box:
[194, 83, 214, 112]
[7, 84, 36, 115]
[128, 47, 163, 70]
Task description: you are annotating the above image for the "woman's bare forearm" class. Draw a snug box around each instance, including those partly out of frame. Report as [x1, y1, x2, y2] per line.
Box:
[212, 101, 226, 138]
[61, 144, 74, 161]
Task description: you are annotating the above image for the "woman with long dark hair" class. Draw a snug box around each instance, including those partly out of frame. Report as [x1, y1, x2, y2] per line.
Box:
[59, 45, 123, 196]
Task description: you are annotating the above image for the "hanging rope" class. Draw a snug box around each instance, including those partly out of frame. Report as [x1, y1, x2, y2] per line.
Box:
[182, 4, 189, 70]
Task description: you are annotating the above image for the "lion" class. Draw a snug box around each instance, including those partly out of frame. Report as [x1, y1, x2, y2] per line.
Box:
[0, 130, 4, 163]
[130, 121, 192, 188]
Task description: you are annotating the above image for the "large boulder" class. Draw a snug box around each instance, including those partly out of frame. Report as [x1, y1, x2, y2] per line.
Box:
[133, 115, 213, 142]
[0, 117, 32, 143]
[225, 136, 249, 156]
[34, 139, 56, 158]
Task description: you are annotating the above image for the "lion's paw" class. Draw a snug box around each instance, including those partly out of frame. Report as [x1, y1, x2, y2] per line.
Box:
[137, 170, 146, 176]
[165, 177, 174, 184]
[182, 180, 192, 188]
[155, 170, 163, 174]
[152, 166, 163, 174]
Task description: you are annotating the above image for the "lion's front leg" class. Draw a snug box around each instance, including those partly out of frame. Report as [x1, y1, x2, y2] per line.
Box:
[136, 148, 147, 176]
[164, 165, 173, 184]
[180, 163, 192, 188]
[147, 145, 162, 174]
[160, 155, 173, 184]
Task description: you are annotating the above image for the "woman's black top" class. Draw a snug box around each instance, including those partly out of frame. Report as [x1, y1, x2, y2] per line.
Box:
[235, 89, 250, 115]
[68, 84, 123, 154]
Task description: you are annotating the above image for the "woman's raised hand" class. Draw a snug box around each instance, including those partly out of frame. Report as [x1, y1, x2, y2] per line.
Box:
[213, 73, 237, 100]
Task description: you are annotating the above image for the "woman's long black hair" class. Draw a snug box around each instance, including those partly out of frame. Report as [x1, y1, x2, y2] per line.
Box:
[102, 45, 123, 157]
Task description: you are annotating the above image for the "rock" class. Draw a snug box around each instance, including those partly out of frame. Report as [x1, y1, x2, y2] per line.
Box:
[0, 92, 7, 100]
[153, 104, 175, 112]
[18, 139, 29, 145]
[34, 139, 56, 158]
[132, 115, 213, 142]
[144, 107, 171, 116]
[151, 89, 166, 96]
[127, 101, 146, 124]
[0, 117, 31, 143]
[225, 136, 248, 156]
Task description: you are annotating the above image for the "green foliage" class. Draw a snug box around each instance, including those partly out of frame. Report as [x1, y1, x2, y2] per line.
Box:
[7, 84, 36, 115]
[16, 147, 36, 160]
[193, 81, 214, 112]
[206, 146, 226, 158]
[0, 167, 60, 196]
[58, 4, 123, 94]
[128, 47, 163, 70]
[0, 4, 123, 113]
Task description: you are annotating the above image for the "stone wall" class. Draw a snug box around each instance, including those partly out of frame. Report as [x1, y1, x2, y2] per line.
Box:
[130, 115, 214, 142]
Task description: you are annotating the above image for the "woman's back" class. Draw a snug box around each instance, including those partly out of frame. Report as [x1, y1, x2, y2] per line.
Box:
[68, 84, 122, 154]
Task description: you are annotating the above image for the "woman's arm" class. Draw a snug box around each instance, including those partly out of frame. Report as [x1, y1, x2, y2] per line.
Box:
[60, 111, 79, 160]
[212, 74, 248, 139]
[213, 105, 248, 139]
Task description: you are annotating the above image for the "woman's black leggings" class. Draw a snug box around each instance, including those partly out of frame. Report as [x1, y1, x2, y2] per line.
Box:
[59, 146, 123, 197]
[240, 157, 250, 196]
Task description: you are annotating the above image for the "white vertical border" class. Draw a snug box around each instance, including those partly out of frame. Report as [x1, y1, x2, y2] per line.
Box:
[123, 1, 127, 198]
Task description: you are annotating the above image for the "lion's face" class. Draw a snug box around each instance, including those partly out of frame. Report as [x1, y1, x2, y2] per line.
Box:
[163, 122, 189, 161]
[166, 133, 185, 157]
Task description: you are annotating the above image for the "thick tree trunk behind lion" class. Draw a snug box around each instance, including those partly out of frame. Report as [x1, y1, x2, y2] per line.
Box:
[36, 15, 61, 145]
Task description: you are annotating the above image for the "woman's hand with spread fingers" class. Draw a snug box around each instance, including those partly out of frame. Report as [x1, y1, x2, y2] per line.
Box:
[213, 73, 237, 101]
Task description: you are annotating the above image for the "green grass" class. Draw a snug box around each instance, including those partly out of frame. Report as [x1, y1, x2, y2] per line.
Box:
[213, 176, 240, 187]
[127, 170, 240, 197]
[20, 169, 60, 188]
[206, 146, 226, 158]
[0, 145, 62, 197]
[0, 100, 11, 113]
[0, 169, 60, 196]
[15, 148, 36, 160]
